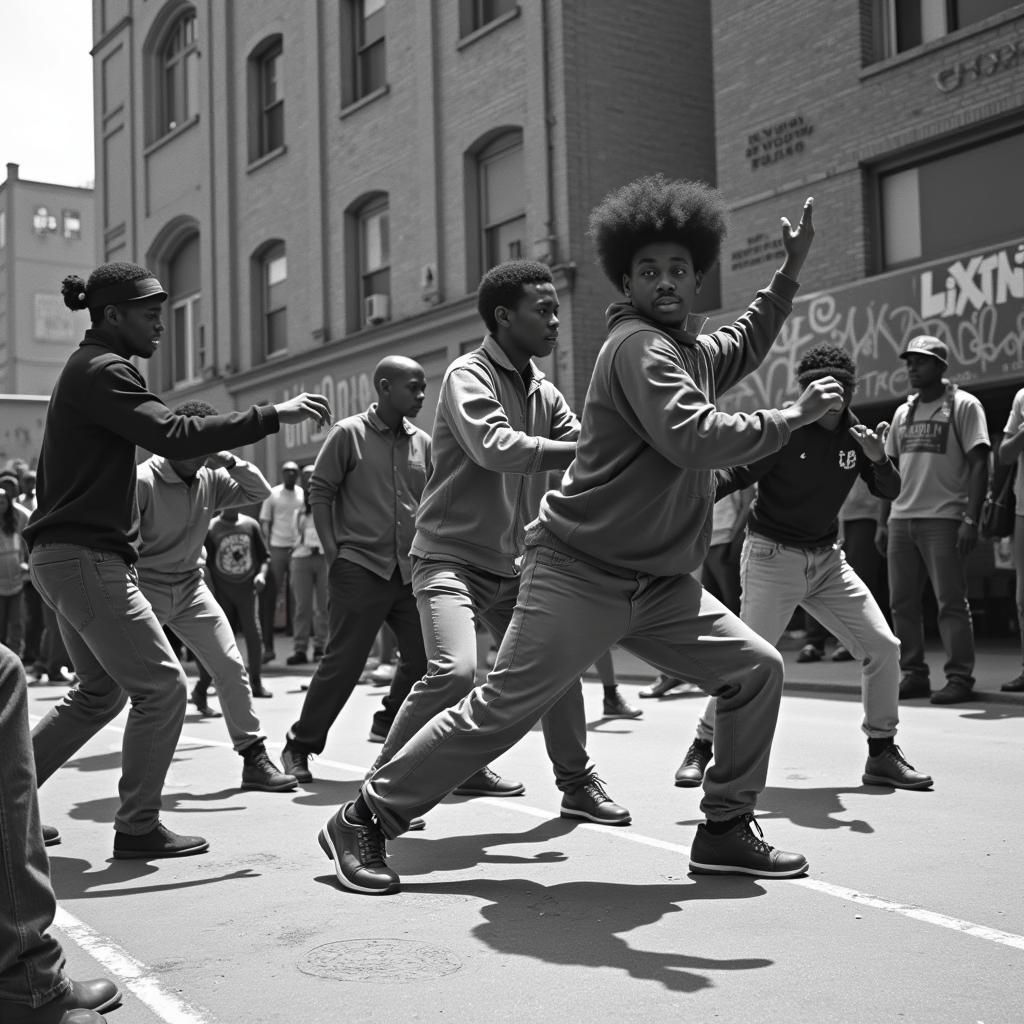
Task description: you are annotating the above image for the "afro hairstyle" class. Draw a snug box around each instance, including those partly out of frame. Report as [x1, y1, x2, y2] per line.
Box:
[477, 260, 554, 334]
[588, 174, 728, 291]
[61, 262, 157, 324]
[796, 345, 857, 386]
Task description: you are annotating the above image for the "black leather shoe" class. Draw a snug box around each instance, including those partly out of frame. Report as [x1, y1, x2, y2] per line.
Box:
[250, 683, 273, 698]
[42, 824, 61, 846]
[0, 977, 121, 1023]
[1001, 673, 1024, 692]
[930, 680, 974, 705]
[189, 689, 222, 717]
[113, 822, 208, 859]
[285, 652, 308, 666]
[898, 676, 930, 700]
[60, 1011, 107, 1023]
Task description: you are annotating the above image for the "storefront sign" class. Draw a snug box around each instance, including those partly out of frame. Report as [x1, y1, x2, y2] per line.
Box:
[715, 237, 1024, 412]
[935, 39, 1024, 92]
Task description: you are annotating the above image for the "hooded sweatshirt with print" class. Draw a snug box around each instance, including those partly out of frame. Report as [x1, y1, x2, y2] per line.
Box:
[533, 272, 800, 577]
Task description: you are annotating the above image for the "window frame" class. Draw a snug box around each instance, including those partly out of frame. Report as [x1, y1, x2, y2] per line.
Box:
[261, 243, 289, 357]
[169, 291, 203, 387]
[159, 9, 199, 137]
[357, 196, 391, 325]
[254, 38, 285, 159]
[479, 132, 527, 271]
[459, 0, 518, 38]
[872, 0, 1022, 60]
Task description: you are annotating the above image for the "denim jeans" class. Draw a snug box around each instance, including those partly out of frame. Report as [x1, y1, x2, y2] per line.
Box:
[693, 534, 900, 744]
[288, 559, 427, 753]
[29, 544, 188, 835]
[369, 557, 591, 791]
[0, 589, 25, 654]
[364, 542, 784, 836]
[260, 546, 293, 653]
[141, 572, 262, 751]
[198, 578, 263, 689]
[887, 517, 975, 687]
[289, 554, 328, 655]
[0, 643, 69, 1008]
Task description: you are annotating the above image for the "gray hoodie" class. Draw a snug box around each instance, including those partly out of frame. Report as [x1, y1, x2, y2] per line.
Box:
[533, 272, 799, 576]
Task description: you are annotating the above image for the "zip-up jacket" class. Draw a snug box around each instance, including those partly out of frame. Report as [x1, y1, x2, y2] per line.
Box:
[24, 330, 280, 562]
[412, 335, 580, 576]
[533, 272, 800, 576]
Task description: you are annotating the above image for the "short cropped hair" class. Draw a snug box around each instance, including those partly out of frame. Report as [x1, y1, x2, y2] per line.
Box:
[476, 260, 554, 334]
[173, 400, 220, 418]
[588, 174, 728, 290]
[61, 262, 156, 325]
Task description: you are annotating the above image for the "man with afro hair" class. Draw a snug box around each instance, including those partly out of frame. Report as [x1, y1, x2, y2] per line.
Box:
[320, 177, 845, 894]
[674, 344, 932, 794]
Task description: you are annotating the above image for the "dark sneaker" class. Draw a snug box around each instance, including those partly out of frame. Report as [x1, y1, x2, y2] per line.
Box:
[689, 814, 808, 878]
[285, 652, 308, 666]
[1001, 673, 1024, 692]
[281, 742, 313, 783]
[42, 824, 61, 846]
[251, 682, 273, 699]
[453, 766, 525, 797]
[113, 822, 209, 859]
[318, 805, 400, 895]
[560, 775, 631, 826]
[639, 674, 682, 699]
[189, 687, 222, 717]
[602, 692, 643, 719]
[262, 649, 275, 664]
[313, 647, 324, 660]
[241, 741, 298, 792]
[0, 977, 122, 1024]
[368, 723, 388, 743]
[674, 738, 713, 788]
[796, 643, 823, 663]
[862, 745, 933, 790]
[898, 676, 930, 700]
[930, 680, 974, 705]
[831, 644, 855, 662]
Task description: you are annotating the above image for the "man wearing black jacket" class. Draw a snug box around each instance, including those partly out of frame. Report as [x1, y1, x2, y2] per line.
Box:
[674, 345, 933, 793]
[23, 262, 330, 860]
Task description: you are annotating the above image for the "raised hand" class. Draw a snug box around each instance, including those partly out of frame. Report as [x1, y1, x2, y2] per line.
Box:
[849, 420, 889, 463]
[781, 197, 815, 280]
[783, 374, 846, 429]
[204, 451, 236, 469]
[274, 393, 333, 429]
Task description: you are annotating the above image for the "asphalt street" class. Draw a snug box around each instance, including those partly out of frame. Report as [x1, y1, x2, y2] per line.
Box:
[28, 640, 1024, 1024]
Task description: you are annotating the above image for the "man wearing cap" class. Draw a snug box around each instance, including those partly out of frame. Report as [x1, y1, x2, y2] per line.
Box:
[880, 335, 990, 705]
[258, 461, 304, 664]
[23, 261, 331, 859]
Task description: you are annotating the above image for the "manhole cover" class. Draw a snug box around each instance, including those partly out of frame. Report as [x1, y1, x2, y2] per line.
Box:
[298, 939, 462, 983]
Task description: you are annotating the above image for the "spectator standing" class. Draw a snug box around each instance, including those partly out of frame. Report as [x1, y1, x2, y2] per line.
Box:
[880, 336, 990, 705]
[258, 461, 304, 662]
[195, 509, 272, 709]
[286, 471, 328, 665]
[16, 471, 44, 669]
[996, 385, 1024, 692]
[134, 403, 295, 792]
[24, 261, 329, 858]
[282, 357, 431, 781]
[0, 487, 28, 653]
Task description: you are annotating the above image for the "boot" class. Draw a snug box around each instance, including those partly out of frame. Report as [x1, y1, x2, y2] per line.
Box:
[240, 740, 297, 791]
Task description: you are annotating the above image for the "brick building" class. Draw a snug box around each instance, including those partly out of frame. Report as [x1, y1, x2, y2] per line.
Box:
[89, 0, 717, 471]
[0, 163, 94, 396]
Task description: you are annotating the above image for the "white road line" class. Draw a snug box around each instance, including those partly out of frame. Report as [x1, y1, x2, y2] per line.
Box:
[39, 722, 1024, 961]
[53, 907, 211, 1023]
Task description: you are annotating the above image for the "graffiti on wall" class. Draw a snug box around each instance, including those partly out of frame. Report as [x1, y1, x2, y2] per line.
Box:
[717, 239, 1024, 412]
[279, 370, 376, 451]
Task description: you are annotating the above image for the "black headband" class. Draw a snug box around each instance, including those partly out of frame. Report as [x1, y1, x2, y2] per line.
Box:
[88, 276, 167, 310]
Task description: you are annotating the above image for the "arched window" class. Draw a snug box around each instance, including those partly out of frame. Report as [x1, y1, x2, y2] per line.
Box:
[466, 130, 526, 283]
[167, 233, 203, 386]
[250, 37, 284, 161]
[160, 10, 199, 136]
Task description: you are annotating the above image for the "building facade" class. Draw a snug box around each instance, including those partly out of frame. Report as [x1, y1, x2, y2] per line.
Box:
[0, 163, 94, 396]
[90, 0, 716, 472]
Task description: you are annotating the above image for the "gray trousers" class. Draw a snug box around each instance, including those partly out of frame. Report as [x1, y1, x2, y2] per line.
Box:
[29, 544, 187, 835]
[370, 558, 591, 790]
[364, 542, 784, 837]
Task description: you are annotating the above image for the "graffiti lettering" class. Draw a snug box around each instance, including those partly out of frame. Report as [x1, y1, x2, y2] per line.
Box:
[281, 371, 374, 450]
[935, 40, 1024, 92]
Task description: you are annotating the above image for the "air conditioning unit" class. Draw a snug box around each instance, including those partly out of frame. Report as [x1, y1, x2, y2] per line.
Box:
[364, 293, 390, 325]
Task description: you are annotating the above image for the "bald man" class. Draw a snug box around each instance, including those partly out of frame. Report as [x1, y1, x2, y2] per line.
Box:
[283, 358, 432, 776]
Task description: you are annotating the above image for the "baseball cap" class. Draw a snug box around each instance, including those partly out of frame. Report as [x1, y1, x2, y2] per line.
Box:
[281, 460, 300, 471]
[899, 336, 948, 367]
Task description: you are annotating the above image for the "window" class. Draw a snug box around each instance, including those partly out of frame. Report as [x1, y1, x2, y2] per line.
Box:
[160, 10, 198, 135]
[167, 234, 204, 386]
[348, 0, 386, 103]
[358, 198, 390, 324]
[459, 0, 517, 36]
[260, 243, 288, 355]
[479, 133, 526, 270]
[32, 207, 58, 235]
[254, 39, 284, 158]
[62, 210, 81, 240]
[877, 128, 1024, 268]
[874, 0, 1018, 58]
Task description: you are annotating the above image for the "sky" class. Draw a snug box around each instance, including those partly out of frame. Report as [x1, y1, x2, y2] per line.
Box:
[0, 1, 96, 187]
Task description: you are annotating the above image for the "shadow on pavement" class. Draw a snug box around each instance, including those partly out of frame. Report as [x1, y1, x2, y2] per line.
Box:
[290, 779, 363, 807]
[49, 854, 259, 900]
[314, 874, 771, 993]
